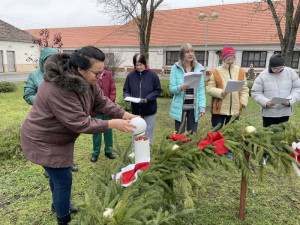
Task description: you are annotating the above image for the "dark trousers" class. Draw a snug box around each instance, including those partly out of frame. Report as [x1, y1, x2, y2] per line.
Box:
[262, 116, 289, 127]
[175, 110, 198, 134]
[43, 166, 72, 217]
[211, 114, 239, 130]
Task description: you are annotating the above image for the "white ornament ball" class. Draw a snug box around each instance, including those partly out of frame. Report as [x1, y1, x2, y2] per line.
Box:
[296, 142, 300, 149]
[103, 208, 114, 218]
[130, 117, 147, 135]
[245, 126, 257, 133]
[171, 144, 180, 151]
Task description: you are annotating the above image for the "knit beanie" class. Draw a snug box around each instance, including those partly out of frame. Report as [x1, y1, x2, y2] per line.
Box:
[222, 46, 236, 60]
[268, 54, 284, 73]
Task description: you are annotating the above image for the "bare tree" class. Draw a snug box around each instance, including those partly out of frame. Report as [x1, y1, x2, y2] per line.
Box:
[257, 0, 300, 66]
[97, 0, 164, 60]
[32, 29, 63, 49]
[104, 52, 124, 77]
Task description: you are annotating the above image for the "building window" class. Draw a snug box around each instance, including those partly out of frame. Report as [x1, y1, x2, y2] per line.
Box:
[166, 51, 179, 65]
[63, 50, 75, 54]
[274, 51, 300, 69]
[242, 51, 267, 67]
[195, 51, 209, 67]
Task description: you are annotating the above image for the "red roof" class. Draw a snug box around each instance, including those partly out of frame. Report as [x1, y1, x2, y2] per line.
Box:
[96, 1, 300, 47]
[26, 25, 120, 48]
[27, 2, 300, 48]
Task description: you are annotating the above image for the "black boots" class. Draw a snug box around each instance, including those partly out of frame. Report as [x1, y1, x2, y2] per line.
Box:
[51, 203, 78, 214]
[57, 213, 71, 225]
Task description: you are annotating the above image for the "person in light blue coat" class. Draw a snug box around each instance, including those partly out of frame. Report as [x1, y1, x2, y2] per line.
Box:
[169, 43, 206, 134]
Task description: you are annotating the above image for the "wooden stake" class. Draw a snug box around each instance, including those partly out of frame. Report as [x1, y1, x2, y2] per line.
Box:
[238, 153, 249, 220]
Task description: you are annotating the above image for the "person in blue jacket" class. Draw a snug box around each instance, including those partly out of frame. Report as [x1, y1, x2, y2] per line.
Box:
[23, 47, 79, 177]
[169, 43, 206, 134]
[123, 53, 162, 148]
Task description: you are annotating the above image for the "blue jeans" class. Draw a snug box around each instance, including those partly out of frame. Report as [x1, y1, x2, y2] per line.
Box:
[43, 166, 72, 217]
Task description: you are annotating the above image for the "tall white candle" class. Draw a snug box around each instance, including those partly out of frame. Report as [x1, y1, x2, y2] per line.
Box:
[134, 136, 150, 164]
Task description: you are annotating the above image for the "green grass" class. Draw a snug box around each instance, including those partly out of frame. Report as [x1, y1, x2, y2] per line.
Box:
[0, 80, 299, 225]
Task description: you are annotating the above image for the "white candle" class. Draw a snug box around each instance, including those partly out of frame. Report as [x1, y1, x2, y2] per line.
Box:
[134, 136, 150, 164]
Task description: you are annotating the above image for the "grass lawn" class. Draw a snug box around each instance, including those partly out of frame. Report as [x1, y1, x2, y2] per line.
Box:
[0, 79, 299, 225]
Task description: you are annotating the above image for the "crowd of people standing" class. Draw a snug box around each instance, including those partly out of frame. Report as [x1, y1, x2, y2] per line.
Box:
[21, 44, 300, 224]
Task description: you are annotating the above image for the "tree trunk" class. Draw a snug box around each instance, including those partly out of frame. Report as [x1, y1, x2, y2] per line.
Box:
[266, 0, 300, 67]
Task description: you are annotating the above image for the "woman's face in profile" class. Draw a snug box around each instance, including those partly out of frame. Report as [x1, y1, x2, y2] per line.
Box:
[184, 49, 194, 63]
[79, 60, 105, 85]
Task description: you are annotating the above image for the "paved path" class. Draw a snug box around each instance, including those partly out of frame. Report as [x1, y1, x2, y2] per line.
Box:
[0, 73, 29, 82]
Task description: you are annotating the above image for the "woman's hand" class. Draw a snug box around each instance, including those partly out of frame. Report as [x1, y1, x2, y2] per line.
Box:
[281, 101, 290, 107]
[266, 101, 275, 107]
[222, 90, 228, 97]
[180, 84, 190, 91]
[198, 112, 205, 119]
[108, 119, 136, 133]
[122, 112, 140, 120]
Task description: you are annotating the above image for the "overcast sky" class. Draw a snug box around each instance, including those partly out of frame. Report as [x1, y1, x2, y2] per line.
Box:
[0, 0, 258, 30]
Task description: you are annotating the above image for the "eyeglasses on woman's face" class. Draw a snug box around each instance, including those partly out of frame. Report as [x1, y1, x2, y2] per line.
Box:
[88, 69, 105, 78]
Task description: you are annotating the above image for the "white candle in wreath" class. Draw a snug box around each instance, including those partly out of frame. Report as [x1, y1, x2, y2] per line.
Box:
[134, 136, 150, 164]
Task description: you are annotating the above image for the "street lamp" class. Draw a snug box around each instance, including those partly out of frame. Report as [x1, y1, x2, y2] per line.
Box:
[198, 12, 218, 70]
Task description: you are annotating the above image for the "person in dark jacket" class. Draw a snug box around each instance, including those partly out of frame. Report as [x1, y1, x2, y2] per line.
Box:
[123, 53, 162, 149]
[23, 47, 79, 177]
[21, 46, 137, 225]
[90, 69, 117, 162]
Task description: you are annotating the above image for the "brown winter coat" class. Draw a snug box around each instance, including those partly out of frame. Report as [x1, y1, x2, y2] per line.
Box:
[20, 53, 125, 168]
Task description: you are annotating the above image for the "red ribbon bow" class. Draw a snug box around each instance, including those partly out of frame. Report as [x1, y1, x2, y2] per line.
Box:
[168, 134, 191, 143]
[197, 130, 229, 155]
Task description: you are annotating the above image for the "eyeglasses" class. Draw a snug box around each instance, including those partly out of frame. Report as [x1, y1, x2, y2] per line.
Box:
[88, 69, 105, 78]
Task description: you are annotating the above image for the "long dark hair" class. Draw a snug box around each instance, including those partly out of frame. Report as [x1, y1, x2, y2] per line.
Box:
[63, 46, 105, 72]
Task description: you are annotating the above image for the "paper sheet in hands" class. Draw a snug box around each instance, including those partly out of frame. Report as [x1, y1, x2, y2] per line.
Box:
[183, 72, 202, 89]
[225, 79, 245, 92]
[271, 97, 291, 104]
[124, 96, 142, 103]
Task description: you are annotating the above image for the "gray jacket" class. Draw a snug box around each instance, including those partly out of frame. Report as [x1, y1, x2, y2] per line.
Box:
[251, 67, 300, 117]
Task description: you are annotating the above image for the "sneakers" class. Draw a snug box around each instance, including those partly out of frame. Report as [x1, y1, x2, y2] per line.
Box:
[105, 152, 116, 159]
[90, 154, 98, 162]
[52, 203, 78, 214]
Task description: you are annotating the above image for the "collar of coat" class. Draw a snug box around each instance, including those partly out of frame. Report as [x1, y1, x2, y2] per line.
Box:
[43, 53, 90, 94]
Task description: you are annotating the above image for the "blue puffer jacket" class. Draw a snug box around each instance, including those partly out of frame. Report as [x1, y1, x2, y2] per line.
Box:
[123, 69, 162, 116]
[169, 62, 206, 122]
[23, 47, 58, 105]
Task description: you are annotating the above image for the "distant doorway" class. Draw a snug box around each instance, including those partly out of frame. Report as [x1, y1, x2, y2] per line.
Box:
[0, 51, 3, 72]
[7, 51, 16, 72]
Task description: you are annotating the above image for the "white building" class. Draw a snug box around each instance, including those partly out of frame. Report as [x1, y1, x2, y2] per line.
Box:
[0, 20, 39, 73]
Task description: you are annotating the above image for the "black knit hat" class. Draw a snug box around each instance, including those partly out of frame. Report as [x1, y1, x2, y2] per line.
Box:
[269, 54, 284, 73]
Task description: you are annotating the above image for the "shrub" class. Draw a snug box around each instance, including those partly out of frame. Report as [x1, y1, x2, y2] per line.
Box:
[0, 81, 17, 93]
[159, 79, 172, 98]
[0, 122, 23, 160]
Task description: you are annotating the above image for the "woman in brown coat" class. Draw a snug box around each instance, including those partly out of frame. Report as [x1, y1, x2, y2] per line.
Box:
[20, 46, 136, 225]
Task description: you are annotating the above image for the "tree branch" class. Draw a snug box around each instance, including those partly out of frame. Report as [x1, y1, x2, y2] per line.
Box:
[266, 0, 284, 44]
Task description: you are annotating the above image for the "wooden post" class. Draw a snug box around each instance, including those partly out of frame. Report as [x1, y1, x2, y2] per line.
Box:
[238, 153, 249, 220]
